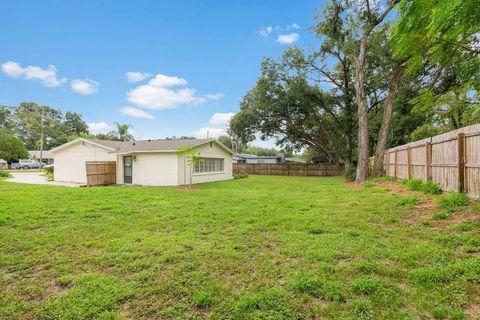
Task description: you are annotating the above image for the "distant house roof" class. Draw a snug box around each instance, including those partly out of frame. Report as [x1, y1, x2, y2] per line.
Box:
[51, 138, 233, 154]
[286, 157, 306, 163]
[234, 153, 280, 159]
[28, 150, 54, 160]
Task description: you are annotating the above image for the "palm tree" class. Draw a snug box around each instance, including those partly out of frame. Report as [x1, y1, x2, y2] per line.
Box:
[114, 122, 134, 141]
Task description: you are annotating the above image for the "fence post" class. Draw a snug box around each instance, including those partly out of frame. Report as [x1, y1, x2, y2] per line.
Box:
[268, 163, 271, 175]
[385, 151, 389, 176]
[457, 133, 465, 193]
[425, 141, 432, 182]
[407, 147, 412, 179]
[394, 149, 398, 179]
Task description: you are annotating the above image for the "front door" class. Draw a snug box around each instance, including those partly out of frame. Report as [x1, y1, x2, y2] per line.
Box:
[124, 156, 133, 184]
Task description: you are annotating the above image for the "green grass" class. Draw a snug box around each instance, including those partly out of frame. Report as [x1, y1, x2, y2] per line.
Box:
[0, 176, 479, 319]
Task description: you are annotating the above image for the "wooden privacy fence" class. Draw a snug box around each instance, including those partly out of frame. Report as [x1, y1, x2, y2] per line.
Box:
[233, 163, 344, 177]
[384, 124, 480, 199]
[85, 161, 116, 186]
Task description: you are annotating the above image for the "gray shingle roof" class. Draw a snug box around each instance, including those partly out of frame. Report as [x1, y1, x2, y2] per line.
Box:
[83, 138, 219, 153]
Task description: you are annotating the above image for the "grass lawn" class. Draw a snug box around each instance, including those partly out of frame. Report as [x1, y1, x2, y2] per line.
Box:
[1, 176, 479, 319]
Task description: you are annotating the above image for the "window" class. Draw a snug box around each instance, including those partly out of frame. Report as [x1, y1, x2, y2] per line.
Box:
[194, 158, 224, 174]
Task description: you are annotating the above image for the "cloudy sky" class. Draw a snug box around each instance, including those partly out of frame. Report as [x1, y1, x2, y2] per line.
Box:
[0, 1, 323, 145]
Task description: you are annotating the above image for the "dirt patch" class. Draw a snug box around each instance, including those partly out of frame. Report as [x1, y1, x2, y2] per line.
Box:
[375, 181, 407, 193]
[415, 198, 438, 210]
[345, 183, 362, 190]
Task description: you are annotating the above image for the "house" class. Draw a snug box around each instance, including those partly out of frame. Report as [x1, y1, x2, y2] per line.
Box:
[28, 150, 54, 164]
[0, 159, 7, 170]
[233, 153, 283, 164]
[50, 138, 233, 186]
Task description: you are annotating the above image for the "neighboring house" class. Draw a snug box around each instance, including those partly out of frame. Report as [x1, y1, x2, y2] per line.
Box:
[0, 159, 7, 170]
[233, 153, 283, 164]
[285, 157, 306, 164]
[28, 150, 54, 164]
[50, 138, 233, 186]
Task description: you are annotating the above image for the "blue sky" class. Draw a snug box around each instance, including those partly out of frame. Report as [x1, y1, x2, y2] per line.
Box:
[0, 1, 325, 145]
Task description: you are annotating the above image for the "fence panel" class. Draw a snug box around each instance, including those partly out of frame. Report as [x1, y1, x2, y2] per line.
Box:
[384, 124, 480, 199]
[233, 163, 343, 177]
[85, 161, 116, 186]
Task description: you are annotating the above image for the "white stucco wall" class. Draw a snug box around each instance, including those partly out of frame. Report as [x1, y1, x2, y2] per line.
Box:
[178, 142, 233, 185]
[53, 141, 116, 184]
[129, 153, 179, 186]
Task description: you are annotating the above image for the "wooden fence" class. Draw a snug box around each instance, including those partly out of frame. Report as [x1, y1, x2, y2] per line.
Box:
[85, 161, 116, 186]
[233, 163, 344, 177]
[384, 124, 480, 199]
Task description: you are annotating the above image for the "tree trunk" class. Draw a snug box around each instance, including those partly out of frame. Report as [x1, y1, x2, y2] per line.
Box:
[372, 65, 404, 176]
[354, 34, 370, 183]
[353, 1, 399, 182]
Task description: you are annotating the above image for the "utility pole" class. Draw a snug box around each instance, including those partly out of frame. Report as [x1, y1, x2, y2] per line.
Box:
[39, 107, 45, 169]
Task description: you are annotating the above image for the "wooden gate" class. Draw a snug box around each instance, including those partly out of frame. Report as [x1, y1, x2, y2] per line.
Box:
[85, 161, 116, 186]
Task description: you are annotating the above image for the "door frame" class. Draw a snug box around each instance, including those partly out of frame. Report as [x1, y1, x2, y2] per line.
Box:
[123, 156, 133, 184]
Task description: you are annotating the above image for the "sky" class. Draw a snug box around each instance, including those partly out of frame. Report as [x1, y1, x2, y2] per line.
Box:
[0, 0, 326, 146]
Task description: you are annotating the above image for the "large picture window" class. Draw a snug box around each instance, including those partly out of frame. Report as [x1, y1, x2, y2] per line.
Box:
[194, 158, 224, 174]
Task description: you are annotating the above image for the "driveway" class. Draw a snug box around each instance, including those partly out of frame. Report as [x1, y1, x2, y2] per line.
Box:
[7, 171, 82, 187]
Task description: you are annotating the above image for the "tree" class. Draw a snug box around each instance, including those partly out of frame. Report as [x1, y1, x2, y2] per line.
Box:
[114, 122, 134, 141]
[217, 135, 233, 150]
[347, 0, 400, 182]
[392, 0, 480, 138]
[64, 112, 88, 136]
[0, 106, 15, 131]
[176, 147, 200, 189]
[0, 129, 29, 162]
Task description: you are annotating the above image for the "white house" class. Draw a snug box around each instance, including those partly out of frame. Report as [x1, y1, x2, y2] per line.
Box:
[50, 138, 233, 186]
[233, 153, 282, 164]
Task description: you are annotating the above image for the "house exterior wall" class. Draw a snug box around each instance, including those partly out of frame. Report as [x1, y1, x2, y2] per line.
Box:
[129, 153, 179, 186]
[53, 142, 116, 184]
[178, 142, 233, 185]
[245, 158, 279, 164]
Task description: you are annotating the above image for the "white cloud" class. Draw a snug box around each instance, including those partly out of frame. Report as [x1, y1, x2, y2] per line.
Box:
[209, 112, 235, 126]
[120, 106, 155, 119]
[126, 71, 151, 83]
[71, 79, 99, 95]
[286, 23, 300, 31]
[192, 127, 227, 139]
[127, 73, 222, 110]
[193, 112, 235, 138]
[88, 122, 112, 134]
[276, 32, 300, 44]
[1, 61, 67, 87]
[259, 26, 273, 37]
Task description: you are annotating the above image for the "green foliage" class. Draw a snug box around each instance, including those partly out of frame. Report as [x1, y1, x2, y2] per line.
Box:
[113, 122, 134, 142]
[406, 179, 423, 191]
[351, 276, 383, 295]
[233, 173, 248, 179]
[344, 165, 356, 182]
[0, 130, 29, 162]
[44, 166, 54, 174]
[438, 193, 470, 213]
[406, 179, 442, 194]
[0, 171, 10, 178]
[433, 210, 451, 220]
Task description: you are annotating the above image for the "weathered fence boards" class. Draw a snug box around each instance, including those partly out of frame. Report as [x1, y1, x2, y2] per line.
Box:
[85, 161, 116, 186]
[233, 163, 343, 177]
[384, 124, 480, 199]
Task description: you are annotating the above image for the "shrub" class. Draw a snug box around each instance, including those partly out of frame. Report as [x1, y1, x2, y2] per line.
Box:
[344, 165, 356, 182]
[0, 171, 10, 178]
[234, 173, 248, 179]
[406, 179, 424, 191]
[421, 182, 442, 194]
[44, 166, 54, 174]
[437, 193, 469, 213]
[406, 179, 442, 194]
